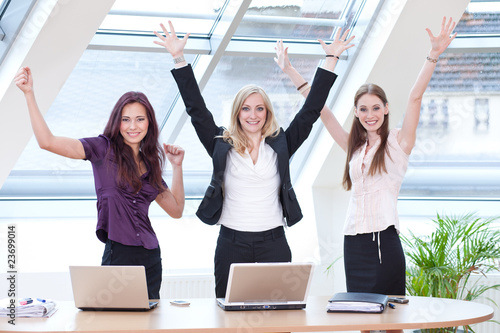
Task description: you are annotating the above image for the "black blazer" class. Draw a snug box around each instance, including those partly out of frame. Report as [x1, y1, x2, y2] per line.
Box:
[171, 65, 337, 227]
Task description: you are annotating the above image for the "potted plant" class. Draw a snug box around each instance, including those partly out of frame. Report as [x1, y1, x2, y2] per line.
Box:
[401, 212, 500, 333]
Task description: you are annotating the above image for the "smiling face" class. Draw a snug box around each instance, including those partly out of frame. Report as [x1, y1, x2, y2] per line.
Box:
[238, 93, 267, 137]
[354, 93, 389, 133]
[119, 102, 149, 151]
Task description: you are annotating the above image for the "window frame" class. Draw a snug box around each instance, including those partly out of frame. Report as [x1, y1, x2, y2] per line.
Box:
[0, 0, 36, 65]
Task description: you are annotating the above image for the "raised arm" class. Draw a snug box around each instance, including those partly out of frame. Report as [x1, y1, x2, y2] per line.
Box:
[398, 17, 457, 155]
[14, 67, 85, 159]
[154, 21, 221, 156]
[275, 29, 354, 152]
[155, 144, 185, 218]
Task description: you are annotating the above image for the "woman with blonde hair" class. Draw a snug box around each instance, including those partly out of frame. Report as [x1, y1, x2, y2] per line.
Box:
[276, 17, 456, 333]
[223, 84, 279, 155]
[154, 20, 354, 298]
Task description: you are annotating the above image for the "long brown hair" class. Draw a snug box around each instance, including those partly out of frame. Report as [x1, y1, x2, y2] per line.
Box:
[103, 91, 166, 193]
[342, 84, 390, 191]
[222, 85, 280, 155]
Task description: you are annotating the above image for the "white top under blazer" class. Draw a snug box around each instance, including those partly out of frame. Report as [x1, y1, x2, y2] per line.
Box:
[218, 139, 284, 231]
[344, 128, 409, 235]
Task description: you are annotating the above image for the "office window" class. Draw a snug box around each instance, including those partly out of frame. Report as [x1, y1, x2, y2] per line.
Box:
[402, 52, 500, 197]
[474, 98, 490, 132]
[1, 0, 377, 274]
[460, 0, 500, 34]
[13, 49, 191, 171]
[3, 50, 196, 198]
[0, 0, 9, 22]
[234, 0, 349, 40]
[2, 0, 496, 279]
[100, 0, 221, 37]
[0, 0, 36, 65]
[400, 4, 500, 199]
[3, 0, 374, 198]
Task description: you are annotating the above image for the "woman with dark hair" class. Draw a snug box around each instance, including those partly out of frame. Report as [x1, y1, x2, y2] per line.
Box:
[14, 68, 185, 299]
[154, 20, 354, 298]
[276, 17, 456, 332]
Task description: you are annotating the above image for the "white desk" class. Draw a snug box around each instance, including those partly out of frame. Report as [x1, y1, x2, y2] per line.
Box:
[0, 296, 494, 332]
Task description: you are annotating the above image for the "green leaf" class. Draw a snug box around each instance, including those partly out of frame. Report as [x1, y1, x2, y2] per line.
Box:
[403, 212, 500, 331]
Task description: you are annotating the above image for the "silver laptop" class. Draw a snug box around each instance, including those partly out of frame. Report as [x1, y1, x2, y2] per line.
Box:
[217, 262, 314, 311]
[69, 266, 158, 311]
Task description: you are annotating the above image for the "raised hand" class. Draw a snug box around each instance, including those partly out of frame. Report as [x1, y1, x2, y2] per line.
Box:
[154, 20, 190, 58]
[427, 16, 457, 58]
[318, 28, 355, 58]
[274, 40, 292, 72]
[14, 67, 33, 94]
[163, 143, 185, 167]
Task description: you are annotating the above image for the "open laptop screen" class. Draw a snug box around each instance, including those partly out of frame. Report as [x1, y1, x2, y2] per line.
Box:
[69, 266, 157, 311]
[225, 262, 314, 304]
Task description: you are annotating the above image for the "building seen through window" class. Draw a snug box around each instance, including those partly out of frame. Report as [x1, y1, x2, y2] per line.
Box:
[401, 7, 500, 198]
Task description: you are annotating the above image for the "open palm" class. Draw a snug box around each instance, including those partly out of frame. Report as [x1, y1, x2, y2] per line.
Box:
[154, 21, 190, 57]
[427, 16, 457, 55]
[319, 28, 355, 58]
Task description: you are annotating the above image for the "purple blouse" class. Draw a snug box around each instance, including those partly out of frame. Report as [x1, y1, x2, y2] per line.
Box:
[79, 135, 166, 250]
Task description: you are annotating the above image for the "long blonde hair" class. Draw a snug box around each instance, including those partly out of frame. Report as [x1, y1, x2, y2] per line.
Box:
[222, 85, 280, 155]
[342, 83, 390, 191]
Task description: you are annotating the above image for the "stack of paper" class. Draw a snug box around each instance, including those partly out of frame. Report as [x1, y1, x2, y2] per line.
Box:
[0, 298, 57, 318]
[326, 292, 388, 313]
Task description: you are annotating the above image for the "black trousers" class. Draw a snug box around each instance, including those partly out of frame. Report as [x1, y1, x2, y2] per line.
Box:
[344, 225, 406, 295]
[214, 225, 292, 298]
[101, 239, 162, 299]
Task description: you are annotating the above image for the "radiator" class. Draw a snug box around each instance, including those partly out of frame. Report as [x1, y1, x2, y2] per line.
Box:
[160, 274, 215, 299]
[469, 274, 500, 333]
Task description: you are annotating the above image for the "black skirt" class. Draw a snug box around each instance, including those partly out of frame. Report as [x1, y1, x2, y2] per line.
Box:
[344, 225, 406, 295]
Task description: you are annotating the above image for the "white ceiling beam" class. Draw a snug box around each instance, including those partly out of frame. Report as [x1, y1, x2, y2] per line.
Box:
[0, 0, 116, 190]
[448, 35, 500, 53]
[88, 33, 212, 54]
[107, 10, 345, 27]
[88, 35, 347, 59]
[88, 30, 496, 58]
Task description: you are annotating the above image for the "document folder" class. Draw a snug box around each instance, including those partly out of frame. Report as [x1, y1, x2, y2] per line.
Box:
[326, 292, 389, 313]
